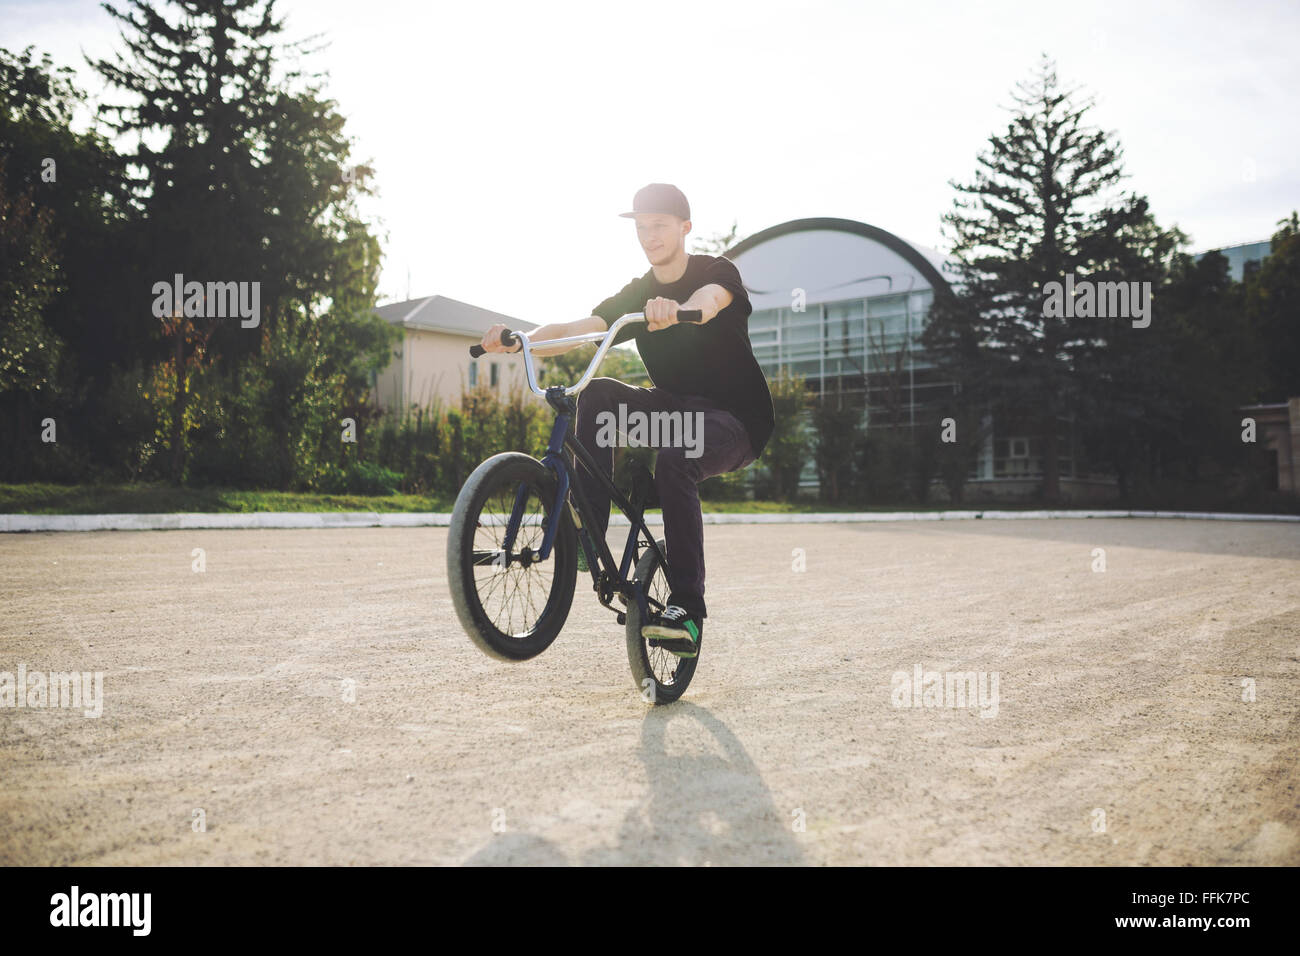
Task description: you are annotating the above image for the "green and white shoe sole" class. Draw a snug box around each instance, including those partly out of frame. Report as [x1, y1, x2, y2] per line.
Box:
[642, 620, 700, 658]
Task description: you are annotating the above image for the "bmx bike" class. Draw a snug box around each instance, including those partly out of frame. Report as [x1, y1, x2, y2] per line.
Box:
[447, 311, 705, 704]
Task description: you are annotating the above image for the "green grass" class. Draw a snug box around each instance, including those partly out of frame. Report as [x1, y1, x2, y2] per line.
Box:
[0, 483, 453, 515]
[4, 483, 1293, 516]
[0, 483, 1014, 516]
[2, 483, 962, 515]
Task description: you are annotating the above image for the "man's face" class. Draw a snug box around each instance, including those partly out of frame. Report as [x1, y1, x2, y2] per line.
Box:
[634, 214, 689, 265]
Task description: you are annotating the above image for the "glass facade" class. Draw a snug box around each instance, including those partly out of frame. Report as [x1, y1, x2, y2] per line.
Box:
[735, 223, 1109, 495]
[748, 288, 1086, 489]
[749, 289, 951, 427]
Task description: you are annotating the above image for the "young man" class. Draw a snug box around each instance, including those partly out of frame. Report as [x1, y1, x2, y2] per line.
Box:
[478, 183, 774, 657]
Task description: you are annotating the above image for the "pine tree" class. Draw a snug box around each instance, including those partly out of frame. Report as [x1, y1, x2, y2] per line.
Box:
[922, 56, 1182, 501]
[91, 0, 396, 486]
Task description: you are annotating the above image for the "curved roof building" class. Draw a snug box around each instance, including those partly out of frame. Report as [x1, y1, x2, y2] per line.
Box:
[725, 217, 1117, 500]
[725, 217, 956, 424]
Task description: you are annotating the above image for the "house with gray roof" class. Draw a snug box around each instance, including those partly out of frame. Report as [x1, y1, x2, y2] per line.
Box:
[372, 294, 526, 411]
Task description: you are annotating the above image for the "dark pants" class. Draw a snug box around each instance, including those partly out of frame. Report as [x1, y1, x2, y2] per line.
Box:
[573, 378, 756, 620]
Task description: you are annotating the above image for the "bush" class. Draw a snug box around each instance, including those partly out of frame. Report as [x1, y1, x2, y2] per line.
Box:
[313, 462, 403, 496]
[813, 397, 862, 504]
[853, 429, 911, 503]
[698, 467, 751, 501]
[761, 370, 813, 501]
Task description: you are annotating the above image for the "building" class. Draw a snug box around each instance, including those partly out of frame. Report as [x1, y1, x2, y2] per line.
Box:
[1240, 399, 1300, 493]
[728, 217, 955, 419]
[372, 295, 526, 412]
[1192, 239, 1271, 282]
[726, 216, 1116, 501]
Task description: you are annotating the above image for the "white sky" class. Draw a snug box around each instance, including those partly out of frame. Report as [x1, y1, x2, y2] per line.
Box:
[6, 0, 1298, 324]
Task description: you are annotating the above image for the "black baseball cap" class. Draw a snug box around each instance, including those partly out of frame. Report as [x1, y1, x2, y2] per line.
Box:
[619, 183, 690, 221]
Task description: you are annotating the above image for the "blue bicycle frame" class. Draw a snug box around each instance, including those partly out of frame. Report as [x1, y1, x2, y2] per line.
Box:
[479, 313, 691, 618]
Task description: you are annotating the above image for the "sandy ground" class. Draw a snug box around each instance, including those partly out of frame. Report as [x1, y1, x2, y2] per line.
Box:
[1, 518, 1297, 866]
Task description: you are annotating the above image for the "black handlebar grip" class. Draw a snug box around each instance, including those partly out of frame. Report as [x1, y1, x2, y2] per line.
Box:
[677, 309, 703, 323]
[468, 329, 519, 357]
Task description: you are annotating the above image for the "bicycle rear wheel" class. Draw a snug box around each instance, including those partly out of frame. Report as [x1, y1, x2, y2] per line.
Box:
[447, 453, 577, 661]
[625, 538, 699, 704]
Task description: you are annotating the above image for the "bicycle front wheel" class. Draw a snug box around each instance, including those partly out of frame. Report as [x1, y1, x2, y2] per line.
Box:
[447, 452, 577, 661]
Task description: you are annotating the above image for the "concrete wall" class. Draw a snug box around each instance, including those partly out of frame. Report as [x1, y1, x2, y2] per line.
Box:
[1290, 397, 1300, 493]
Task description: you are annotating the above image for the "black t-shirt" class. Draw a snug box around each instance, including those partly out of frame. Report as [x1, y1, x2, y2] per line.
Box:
[590, 254, 775, 458]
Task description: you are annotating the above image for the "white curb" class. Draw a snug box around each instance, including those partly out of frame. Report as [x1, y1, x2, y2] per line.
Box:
[2, 509, 1297, 532]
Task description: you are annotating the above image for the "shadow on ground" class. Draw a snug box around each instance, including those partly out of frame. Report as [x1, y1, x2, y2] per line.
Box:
[463, 702, 805, 866]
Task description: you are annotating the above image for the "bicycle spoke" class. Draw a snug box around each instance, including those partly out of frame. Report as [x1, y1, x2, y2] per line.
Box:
[640, 555, 680, 687]
[470, 477, 561, 640]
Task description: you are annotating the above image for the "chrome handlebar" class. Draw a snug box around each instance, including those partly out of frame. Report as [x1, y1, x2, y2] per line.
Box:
[468, 310, 702, 398]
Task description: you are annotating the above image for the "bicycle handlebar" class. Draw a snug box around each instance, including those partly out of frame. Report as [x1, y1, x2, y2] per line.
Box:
[466, 310, 702, 398]
[468, 309, 701, 359]
[468, 328, 518, 358]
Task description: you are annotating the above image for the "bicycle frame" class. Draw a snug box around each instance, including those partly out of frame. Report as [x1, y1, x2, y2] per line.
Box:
[495, 313, 668, 616]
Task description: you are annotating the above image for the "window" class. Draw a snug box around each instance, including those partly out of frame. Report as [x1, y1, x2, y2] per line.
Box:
[749, 309, 779, 337]
[490, 362, 499, 387]
[991, 432, 1075, 479]
[468, 362, 477, 386]
[825, 301, 864, 360]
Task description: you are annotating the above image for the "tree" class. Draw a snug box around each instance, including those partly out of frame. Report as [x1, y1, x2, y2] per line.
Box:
[0, 46, 142, 482]
[540, 344, 649, 389]
[0, 159, 63, 398]
[929, 400, 986, 504]
[0, 155, 70, 480]
[922, 56, 1182, 502]
[92, 0, 396, 487]
[812, 396, 860, 504]
[1245, 211, 1300, 402]
[1, 46, 134, 377]
[691, 220, 744, 256]
[761, 369, 812, 501]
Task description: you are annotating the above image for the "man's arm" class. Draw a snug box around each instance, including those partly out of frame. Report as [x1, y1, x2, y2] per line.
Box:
[478, 315, 608, 357]
[644, 284, 734, 330]
[527, 316, 611, 357]
[681, 284, 734, 322]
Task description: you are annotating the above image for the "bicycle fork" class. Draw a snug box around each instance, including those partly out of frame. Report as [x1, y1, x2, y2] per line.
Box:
[500, 403, 573, 565]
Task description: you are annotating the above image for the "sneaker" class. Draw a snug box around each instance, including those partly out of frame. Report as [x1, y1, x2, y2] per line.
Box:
[641, 605, 701, 658]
